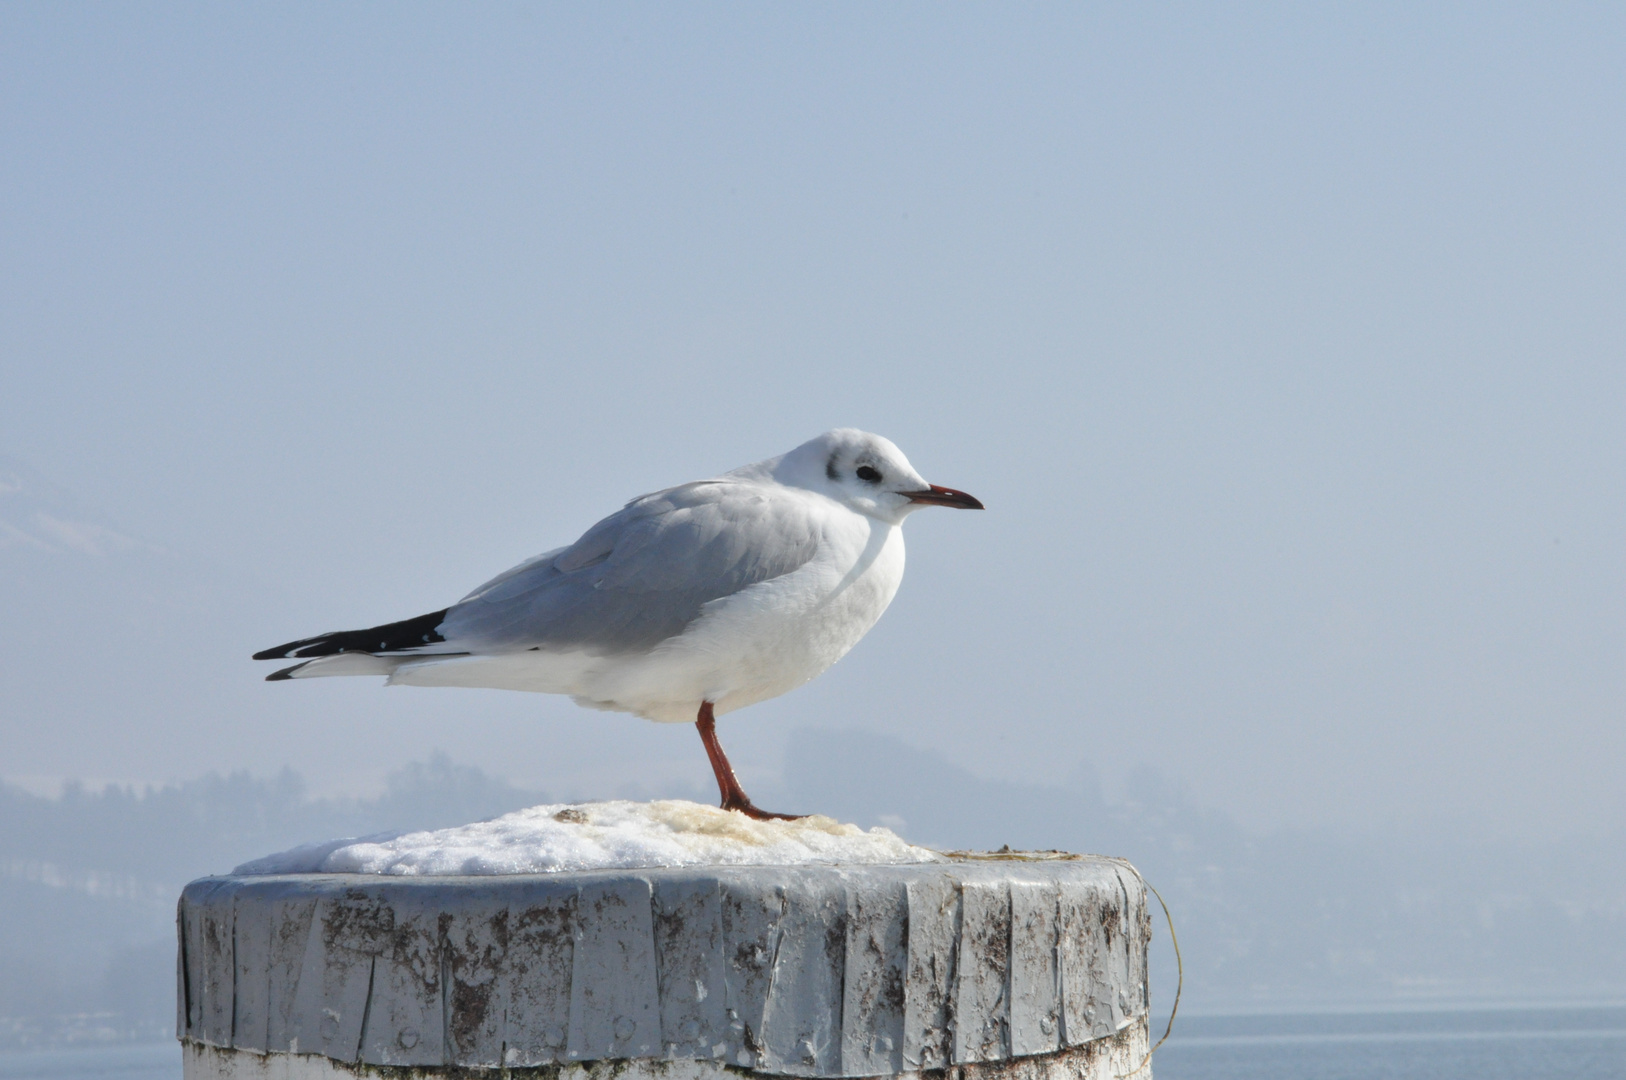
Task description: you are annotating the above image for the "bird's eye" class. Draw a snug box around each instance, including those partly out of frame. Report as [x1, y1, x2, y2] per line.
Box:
[856, 465, 882, 483]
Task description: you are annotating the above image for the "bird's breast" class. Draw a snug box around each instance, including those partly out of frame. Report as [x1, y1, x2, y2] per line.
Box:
[646, 515, 905, 715]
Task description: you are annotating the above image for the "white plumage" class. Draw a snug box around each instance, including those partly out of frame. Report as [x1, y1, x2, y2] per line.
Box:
[256, 428, 981, 817]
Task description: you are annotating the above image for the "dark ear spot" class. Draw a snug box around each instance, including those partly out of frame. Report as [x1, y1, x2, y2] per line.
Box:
[826, 453, 840, 481]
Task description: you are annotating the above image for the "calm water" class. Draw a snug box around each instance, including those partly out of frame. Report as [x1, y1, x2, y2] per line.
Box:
[2, 1008, 1623, 1080]
[0, 1044, 176, 1080]
[1154, 1005, 1626, 1080]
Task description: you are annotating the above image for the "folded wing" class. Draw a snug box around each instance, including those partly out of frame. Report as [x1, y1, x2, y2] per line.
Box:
[440, 480, 822, 655]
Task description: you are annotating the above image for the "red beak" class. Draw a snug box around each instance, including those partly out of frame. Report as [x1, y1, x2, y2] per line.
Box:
[901, 484, 984, 509]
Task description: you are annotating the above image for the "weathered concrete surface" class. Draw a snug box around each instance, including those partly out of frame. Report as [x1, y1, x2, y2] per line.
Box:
[182, 1020, 1149, 1080]
[178, 861, 1150, 1078]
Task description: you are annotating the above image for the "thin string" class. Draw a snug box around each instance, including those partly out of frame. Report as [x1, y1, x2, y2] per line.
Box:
[1104, 858, 1182, 1078]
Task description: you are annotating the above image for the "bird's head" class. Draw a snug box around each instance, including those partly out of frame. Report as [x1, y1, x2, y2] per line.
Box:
[773, 428, 983, 524]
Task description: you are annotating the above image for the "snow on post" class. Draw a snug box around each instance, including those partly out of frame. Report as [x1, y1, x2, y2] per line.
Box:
[176, 801, 1152, 1080]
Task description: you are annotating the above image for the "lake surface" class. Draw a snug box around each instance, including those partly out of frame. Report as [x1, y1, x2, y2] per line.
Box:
[1154, 1004, 1626, 1080]
[2, 1007, 1622, 1079]
[0, 1044, 175, 1080]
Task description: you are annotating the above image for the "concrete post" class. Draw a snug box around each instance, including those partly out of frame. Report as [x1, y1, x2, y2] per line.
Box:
[177, 860, 1151, 1079]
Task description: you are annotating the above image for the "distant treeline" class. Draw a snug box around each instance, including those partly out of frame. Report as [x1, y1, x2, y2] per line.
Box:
[0, 753, 543, 1048]
[783, 730, 1626, 1013]
[2, 738, 1623, 1049]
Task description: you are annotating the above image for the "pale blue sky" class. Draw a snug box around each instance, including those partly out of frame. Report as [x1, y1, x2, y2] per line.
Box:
[2, 4, 1621, 840]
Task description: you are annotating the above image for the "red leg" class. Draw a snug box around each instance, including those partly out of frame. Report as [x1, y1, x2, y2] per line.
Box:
[695, 702, 802, 821]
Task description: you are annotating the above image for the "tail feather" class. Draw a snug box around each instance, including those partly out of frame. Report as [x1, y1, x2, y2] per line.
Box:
[253, 608, 452, 663]
[266, 650, 463, 682]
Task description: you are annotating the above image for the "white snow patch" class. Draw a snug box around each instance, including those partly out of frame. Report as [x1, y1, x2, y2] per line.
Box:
[234, 799, 940, 876]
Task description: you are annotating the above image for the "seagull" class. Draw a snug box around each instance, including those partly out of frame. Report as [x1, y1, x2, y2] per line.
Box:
[254, 429, 982, 819]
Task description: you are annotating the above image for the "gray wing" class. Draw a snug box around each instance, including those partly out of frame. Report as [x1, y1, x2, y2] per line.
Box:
[438, 481, 822, 654]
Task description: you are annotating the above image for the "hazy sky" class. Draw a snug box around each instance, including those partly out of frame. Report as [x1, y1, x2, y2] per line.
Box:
[2, 4, 1621, 842]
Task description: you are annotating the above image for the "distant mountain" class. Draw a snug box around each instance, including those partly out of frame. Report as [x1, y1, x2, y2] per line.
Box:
[0, 459, 148, 559]
[1, 743, 1623, 1049]
[0, 754, 546, 1049]
[783, 728, 1626, 1011]
[0, 457, 238, 777]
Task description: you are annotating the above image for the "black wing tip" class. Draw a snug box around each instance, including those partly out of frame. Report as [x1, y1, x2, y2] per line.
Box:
[253, 609, 452, 664]
[265, 664, 303, 681]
